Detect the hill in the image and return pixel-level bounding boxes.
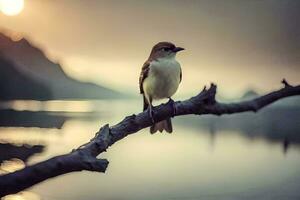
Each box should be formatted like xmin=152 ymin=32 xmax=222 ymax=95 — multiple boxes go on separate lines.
xmin=0 ymin=54 xmax=51 ymax=100
xmin=0 ymin=32 xmax=120 ymax=100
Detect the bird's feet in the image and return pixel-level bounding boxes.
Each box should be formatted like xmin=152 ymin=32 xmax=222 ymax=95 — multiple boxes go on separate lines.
xmin=148 ymin=107 xmax=155 ymax=123
xmin=168 ymin=98 xmax=177 ymax=117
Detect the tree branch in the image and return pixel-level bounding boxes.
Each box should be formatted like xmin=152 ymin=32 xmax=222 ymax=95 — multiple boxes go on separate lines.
xmin=1 ymin=79 xmax=299 ymax=197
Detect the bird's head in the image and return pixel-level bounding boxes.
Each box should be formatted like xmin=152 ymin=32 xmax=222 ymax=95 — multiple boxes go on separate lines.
xmin=149 ymin=42 xmax=184 ymax=59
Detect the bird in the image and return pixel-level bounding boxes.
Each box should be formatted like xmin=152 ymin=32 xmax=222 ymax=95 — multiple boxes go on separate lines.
xmin=139 ymin=42 xmax=184 ymax=134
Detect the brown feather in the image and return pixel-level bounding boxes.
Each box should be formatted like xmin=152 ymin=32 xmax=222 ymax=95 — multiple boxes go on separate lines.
xmin=139 ymin=61 xmax=150 ymax=94
xmin=150 ymin=118 xmax=173 ymax=134
xmin=180 ymin=68 xmax=182 ymax=83
xmin=139 ymin=42 xmax=177 ymax=94
xmin=140 ymin=42 xmax=179 ymax=134
xmin=149 ymin=42 xmax=176 ymax=58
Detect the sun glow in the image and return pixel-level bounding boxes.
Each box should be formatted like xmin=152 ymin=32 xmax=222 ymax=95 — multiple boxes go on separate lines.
xmin=0 ymin=0 xmax=24 ymax=16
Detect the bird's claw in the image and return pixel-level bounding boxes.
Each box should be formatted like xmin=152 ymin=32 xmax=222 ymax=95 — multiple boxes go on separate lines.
xmin=168 ymin=98 xmax=177 ymax=117
xmin=148 ymin=108 xmax=155 ymax=123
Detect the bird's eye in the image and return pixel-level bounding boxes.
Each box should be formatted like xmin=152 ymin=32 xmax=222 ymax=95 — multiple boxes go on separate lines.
xmin=163 ymin=48 xmax=170 ymax=51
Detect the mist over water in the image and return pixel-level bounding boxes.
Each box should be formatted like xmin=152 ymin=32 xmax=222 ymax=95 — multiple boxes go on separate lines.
xmin=1 ymin=99 xmax=300 ymax=200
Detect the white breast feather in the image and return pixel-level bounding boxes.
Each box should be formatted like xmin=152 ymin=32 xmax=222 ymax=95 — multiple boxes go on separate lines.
xmin=143 ymin=57 xmax=181 ymax=100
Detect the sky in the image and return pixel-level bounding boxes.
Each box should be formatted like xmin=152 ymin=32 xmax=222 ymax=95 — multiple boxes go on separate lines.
xmin=0 ymin=0 xmax=299 ymax=97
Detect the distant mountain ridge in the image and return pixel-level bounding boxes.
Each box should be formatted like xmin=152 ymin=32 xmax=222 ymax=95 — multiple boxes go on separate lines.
xmin=0 ymin=31 xmax=120 ymax=100
xmin=0 ymin=54 xmax=51 ymax=100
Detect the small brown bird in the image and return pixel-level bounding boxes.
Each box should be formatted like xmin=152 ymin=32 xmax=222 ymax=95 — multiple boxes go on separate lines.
xmin=139 ymin=42 xmax=184 ymax=134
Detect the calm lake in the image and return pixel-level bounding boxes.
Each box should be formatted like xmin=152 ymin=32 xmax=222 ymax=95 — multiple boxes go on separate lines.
xmin=1 ymin=99 xmax=300 ymax=200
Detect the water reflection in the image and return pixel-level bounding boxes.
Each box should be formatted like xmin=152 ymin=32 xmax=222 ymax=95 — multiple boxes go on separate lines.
xmin=175 ymin=106 xmax=300 ymax=153
xmin=0 ymin=109 xmax=67 ymax=129
xmin=0 ymin=158 xmax=25 ymax=175
xmin=0 ymin=143 xmax=44 ymax=165
xmin=2 ymin=191 xmax=40 ymax=200
xmin=0 ymin=100 xmax=299 ymax=200
xmin=0 ymin=109 xmax=101 ymax=129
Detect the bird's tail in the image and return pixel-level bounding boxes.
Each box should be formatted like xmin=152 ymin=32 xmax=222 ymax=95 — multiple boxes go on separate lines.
xmin=143 ymin=95 xmax=172 ymax=134
xmin=150 ymin=118 xmax=173 ymax=134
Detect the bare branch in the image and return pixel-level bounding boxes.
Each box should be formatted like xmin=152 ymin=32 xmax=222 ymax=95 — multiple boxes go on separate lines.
xmin=1 ymin=80 xmax=299 ymax=197
xmin=282 ymin=78 xmax=292 ymax=88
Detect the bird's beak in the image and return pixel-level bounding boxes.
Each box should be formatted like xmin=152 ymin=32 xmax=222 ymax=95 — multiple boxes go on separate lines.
xmin=173 ymin=47 xmax=185 ymax=52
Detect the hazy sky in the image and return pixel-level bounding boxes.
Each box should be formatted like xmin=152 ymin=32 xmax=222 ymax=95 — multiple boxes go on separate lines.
xmin=0 ymin=0 xmax=299 ymax=97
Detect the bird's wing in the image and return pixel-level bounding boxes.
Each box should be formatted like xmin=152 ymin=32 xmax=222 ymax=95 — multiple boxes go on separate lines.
xmin=139 ymin=61 xmax=150 ymax=94
xmin=180 ymin=68 xmax=182 ymax=83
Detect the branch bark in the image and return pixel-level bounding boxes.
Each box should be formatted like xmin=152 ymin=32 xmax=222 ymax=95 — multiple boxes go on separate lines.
xmin=1 ymin=79 xmax=299 ymax=197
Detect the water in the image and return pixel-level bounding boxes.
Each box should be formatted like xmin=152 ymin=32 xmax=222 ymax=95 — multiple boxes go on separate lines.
xmin=1 ymin=99 xmax=300 ymax=200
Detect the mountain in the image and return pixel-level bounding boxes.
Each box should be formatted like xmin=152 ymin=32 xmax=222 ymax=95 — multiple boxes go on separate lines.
xmin=0 ymin=54 xmax=52 ymax=100
xmin=0 ymin=32 xmax=120 ymax=100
